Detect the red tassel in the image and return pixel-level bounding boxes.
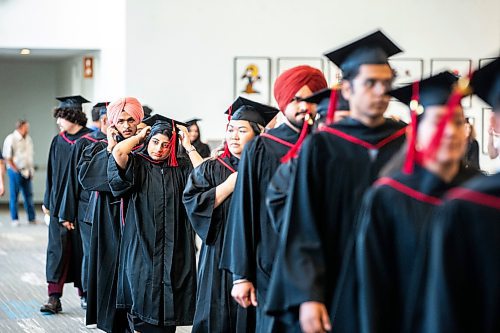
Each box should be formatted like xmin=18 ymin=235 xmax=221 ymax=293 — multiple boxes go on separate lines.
xmin=281 ymin=111 xmax=312 ymax=163
xmin=326 ymin=88 xmax=339 ymax=125
xmin=169 ymin=119 xmax=178 ymax=167
xmin=402 ymin=81 xmax=420 ymax=174
xmin=221 ymin=105 xmax=233 ymax=158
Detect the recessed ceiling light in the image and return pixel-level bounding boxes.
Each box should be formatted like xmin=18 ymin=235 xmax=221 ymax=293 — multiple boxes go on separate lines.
xmin=20 ymin=48 xmax=31 ymax=55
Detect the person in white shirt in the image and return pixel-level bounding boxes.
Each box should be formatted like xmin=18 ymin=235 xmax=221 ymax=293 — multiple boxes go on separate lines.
xmin=2 ymin=120 xmax=36 ymax=226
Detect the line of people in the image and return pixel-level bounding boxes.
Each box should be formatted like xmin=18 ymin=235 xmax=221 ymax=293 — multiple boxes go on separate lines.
xmin=38 ymin=29 xmax=499 ymax=333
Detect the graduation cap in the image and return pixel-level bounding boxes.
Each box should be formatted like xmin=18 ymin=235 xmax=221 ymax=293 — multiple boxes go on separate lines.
xmin=389 ymin=72 xmax=463 ymax=174
xmin=92 ymin=102 xmax=110 ymax=119
xmin=471 ymin=57 xmax=500 ymax=110
xmin=142 ymin=114 xmax=188 ymax=167
xmin=301 ymin=88 xmax=332 ymax=104
xmin=300 ymin=87 xmax=350 ymax=119
xmin=142 ymin=105 xmax=154 ymax=117
xmin=185 ymin=118 xmax=202 ymax=127
xmin=324 ymin=30 xmax=403 ymax=74
xmin=389 ymin=71 xmax=459 ymax=108
xmin=225 ymin=97 xmax=279 ymax=127
xmin=142 ymin=114 xmax=188 ymax=128
xmin=55 ymin=95 xmax=90 ymax=109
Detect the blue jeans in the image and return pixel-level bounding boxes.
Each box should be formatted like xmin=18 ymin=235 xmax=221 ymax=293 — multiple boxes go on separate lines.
xmin=7 ymin=168 xmax=36 ymax=221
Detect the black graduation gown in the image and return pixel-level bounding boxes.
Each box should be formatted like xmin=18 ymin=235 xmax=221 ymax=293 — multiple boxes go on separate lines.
xmin=355 ymin=164 xmax=478 ymax=333
xmin=219 ymin=123 xmax=299 ymax=331
xmin=418 ymin=173 xmax=500 ymax=333
xmin=44 ymin=127 xmax=92 ymax=285
xmin=183 ymin=155 xmax=255 ymax=333
xmin=79 ymin=140 xmax=129 ymax=332
xmin=265 ymin=159 xmax=297 ymax=235
xmin=180 ymin=140 xmax=211 ymax=159
xmin=58 ymin=130 xmax=107 ymax=294
xmin=265 ymin=118 xmax=406 ymax=332
xmin=108 ymin=152 xmax=196 ymax=327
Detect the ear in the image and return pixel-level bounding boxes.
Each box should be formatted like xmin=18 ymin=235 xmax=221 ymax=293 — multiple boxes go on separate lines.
xmin=341 ymin=80 xmax=352 ymax=101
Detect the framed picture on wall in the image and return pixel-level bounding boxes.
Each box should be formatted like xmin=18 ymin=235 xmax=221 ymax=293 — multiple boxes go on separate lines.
xmin=326 ymin=60 xmax=342 ymax=86
xmin=430 ymin=58 xmax=472 ymax=107
xmin=277 ymin=57 xmax=326 ymax=77
xmin=479 ymin=57 xmax=499 ymax=69
xmin=389 ymin=58 xmax=424 ymax=87
xmin=234 ymin=57 xmax=272 ymax=104
xmin=481 ymin=108 xmax=493 ymax=155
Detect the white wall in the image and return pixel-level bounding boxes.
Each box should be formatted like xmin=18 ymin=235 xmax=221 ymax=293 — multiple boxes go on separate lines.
xmin=0 ymin=0 xmax=127 ymax=100
xmin=125 ymin=0 xmax=500 ymax=172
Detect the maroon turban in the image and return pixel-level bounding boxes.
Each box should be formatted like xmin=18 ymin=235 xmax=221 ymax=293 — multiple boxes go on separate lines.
xmin=107 ymin=97 xmax=145 ymax=126
xmin=274 ymin=65 xmax=327 ymax=112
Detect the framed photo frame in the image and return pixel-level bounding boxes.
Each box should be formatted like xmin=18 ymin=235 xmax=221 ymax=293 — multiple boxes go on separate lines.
xmin=389 ymin=58 xmax=424 ymax=87
xmin=326 ymin=60 xmax=342 ymax=86
xmin=277 ymin=57 xmax=326 ymax=77
xmin=430 ymin=58 xmax=472 ymax=107
xmin=479 ymin=57 xmax=499 ymax=69
xmin=481 ymin=108 xmax=493 ymax=155
xmin=233 ymin=57 xmax=272 ymax=104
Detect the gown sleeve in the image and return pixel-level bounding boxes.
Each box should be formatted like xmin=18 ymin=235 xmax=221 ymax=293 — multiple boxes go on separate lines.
xmin=183 ymin=160 xmax=224 ymax=245
xmin=57 ymin=141 xmax=83 ymax=222
xmin=107 ymin=153 xmax=136 ymax=197
xmin=356 ymin=186 xmax=396 ymax=333
xmin=219 ymin=138 xmax=260 ymax=280
xmin=79 ymin=144 xmax=112 ymax=192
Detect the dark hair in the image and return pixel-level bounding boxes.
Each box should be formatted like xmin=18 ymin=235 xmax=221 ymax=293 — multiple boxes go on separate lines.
xmin=248 ymin=121 xmax=263 ymax=136
xmin=188 ymin=123 xmax=201 ymax=143
xmin=91 ymin=107 xmax=100 ymax=122
xmin=142 ymin=121 xmax=174 ymax=153
xmin=16 ymin=119 xmax=28 ymax=129
xmin=53 ymin=107 xmax=87 ymax=126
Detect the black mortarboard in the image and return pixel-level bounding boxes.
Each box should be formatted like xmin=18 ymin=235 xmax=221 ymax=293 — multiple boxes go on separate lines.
xmin=389 ymin=71 xmax=459 ymax=108
xmin=92 ymin=102 xmax=110 ymax=119
xmin=324 ymin=30 xmax=403 ymax=74
xmin=225 ymin=97 xmax=279 ymax=126
xmin=142 ymin=105 xmax=154 ymax=117
xmin=142 ymin=114 xmax=188 ymax=128
xmin=471 ymin=57 xmax=500 ymax=110
xmin=301 ymin=88 xmax=332 ymax=104
xmin=56 ymin=95 xmax=90 ymax=109
xmin=301 ymin=88 xmax=350 ymax=118
xmin=185 ymin=118 xmax=202 ymax=127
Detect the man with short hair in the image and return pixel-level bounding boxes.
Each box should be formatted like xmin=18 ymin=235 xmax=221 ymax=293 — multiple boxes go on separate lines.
xmin=220 ymin=65 xmax=327 ymax=332
xmin=266 ymin=30 xmax=407 ymax=333
xmin=3 ymin=119 xmax=36 ymax=226
xmin=40 ymin=95 xmax=92 ymax=314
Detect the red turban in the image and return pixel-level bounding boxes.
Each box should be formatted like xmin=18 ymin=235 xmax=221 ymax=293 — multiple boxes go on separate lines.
xmin=274 ymin=65 xmax=327 ymax=112
xmin=107 ymin=97 xmax=145 ymax=126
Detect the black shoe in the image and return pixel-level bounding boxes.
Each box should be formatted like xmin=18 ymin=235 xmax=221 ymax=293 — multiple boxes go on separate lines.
xmin=40 ymin=296 xmax=62 ymax=314
xmin=80 ymin=296 xmax=87 ymax=310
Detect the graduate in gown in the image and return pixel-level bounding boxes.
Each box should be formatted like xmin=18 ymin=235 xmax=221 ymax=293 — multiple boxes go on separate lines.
xmin=40 ymin=95 xmax=92 ymax=314
xmin=183 ymin=97 xmax=279 ymax=333
xmin=108 ymin=113 xmax=202 ymax=333
xmin=79 ymin=98 xmax=145 ymax=332
xmin=57 ymin=102 xmax=110 ymax=310
xmin=419 ymin=57 xmax=500 ymax=333
xmin=265 ymin=31 xmax=407 ymax=333
xmin=219 ymin=65 xmax=327 ymax=332
xmin=266 ymin=88 xmax=351 ymax=234
xmin=355 ymin=72 xmax=479 ymax=333
xmin=182 ymin=118 xmax=211 ymax=158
